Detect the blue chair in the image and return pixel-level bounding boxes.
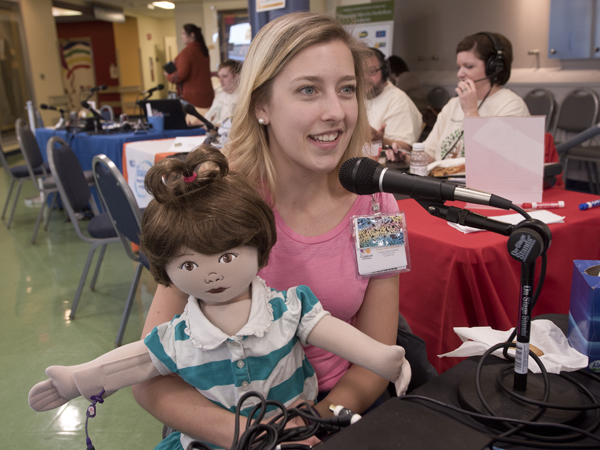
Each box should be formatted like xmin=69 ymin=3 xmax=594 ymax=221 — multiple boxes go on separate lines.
xmin=47 ymin=137 xmax=120 ymax=319
xmin=15 ymin=118 xmax=59 ymax=243
xmin=92 ymin=154 xmax=150 ymax=347
xmin=0 ymin=140 xmax=47 ymax=229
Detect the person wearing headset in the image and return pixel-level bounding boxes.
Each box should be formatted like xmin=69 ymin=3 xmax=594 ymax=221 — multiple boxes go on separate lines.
xmin=385 ymin=32 xmax=529 ymax=163
xmin=366 ymin=48 xmax=423 ymax=153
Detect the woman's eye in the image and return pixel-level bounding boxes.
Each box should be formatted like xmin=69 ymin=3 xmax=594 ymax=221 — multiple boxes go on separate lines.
xmin=181 ymin=261 xmax=198 ymax=271
xmin=219 ymin=253 xmax=238 ymax=263
xmin=300 ymin=86 xmax=315 ymax=95
xmin=340 ymin=85 xmax=356 ymax=95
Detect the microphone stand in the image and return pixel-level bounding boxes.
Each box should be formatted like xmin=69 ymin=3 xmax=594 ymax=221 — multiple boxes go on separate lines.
xmin=415 ymin=200 xmax=587 ymax=428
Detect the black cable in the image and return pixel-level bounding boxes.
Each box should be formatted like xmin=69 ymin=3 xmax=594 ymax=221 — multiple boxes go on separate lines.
xmin=229 ymin=392 xmax=356 ymax=450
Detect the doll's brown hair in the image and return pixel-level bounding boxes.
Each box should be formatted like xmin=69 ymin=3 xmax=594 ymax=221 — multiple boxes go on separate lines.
xmin=139 ymin=145 xmax=277 ymax=287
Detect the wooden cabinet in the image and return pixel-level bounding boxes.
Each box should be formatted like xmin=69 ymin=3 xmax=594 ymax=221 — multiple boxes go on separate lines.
xmin=548 ymin=0 xmax=600 ymax=59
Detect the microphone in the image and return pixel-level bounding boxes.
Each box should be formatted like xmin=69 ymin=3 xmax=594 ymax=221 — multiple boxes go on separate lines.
xmin=142 ymin=84 xmax=164 ymax=95
xmin=40 ymin=104 xmax=65 ymax=114
xmin=182 ymin=102 xmax=215 ymax=131
xmin=80 ymin=100 xmax=105 ymax=122
xmin=472 ymin=68 xmax=504 ymax=83
xmin=89 ymin=84 xmax=107 ymax=92
xmin=338 ymin=157 xmax=513 ymax=210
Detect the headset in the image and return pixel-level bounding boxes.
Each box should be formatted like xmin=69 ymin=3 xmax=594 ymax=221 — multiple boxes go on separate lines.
xmin=372 ymin=48 xmax=390 ymax=81
xmin=476 ymin=32 xmax=505 ymax=84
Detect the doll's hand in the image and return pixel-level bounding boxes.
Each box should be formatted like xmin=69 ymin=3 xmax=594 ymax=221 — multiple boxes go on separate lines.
xmin=394 ymin=352 xmax=412 ymax=396
xmin=28 ymin=366 xmax=81 ymax=411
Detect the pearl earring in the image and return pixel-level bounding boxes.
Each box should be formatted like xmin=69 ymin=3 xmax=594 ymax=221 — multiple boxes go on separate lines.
xmin=258 ymin=118 xmax=265 ymax=125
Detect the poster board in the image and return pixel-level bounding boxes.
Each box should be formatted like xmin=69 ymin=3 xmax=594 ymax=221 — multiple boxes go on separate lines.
xmin=464 ymin=116 xmax=545 ymax=205
xmin=336 ymin=1 xmax=394 ymax=57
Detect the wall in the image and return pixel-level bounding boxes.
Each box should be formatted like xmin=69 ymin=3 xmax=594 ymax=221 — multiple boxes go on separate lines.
xmin=16 ymin=0 xmax=64 ymax=124
xmin=131 ymin=13 xmax=176 ymax=98
xmin=56 ymin=21 xmax=121 ymax=113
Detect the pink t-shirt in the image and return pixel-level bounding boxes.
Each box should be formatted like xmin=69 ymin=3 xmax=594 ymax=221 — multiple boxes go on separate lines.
xmin=258 ymin=193 xmax=399 ymax=392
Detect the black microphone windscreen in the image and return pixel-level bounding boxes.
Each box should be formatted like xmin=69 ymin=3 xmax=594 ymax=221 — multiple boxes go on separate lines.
xmin=99 ymin=84 xmax=107 ymax=90
xmin=157 ymin=84 xmax=164 ymax=90
xmin=183 ymin=103 xmax=196 ymax=114
xmin=339 ymin=157 xmax=380 ymax=195
xmin=40 ymin=104 xmax=49 ymax=110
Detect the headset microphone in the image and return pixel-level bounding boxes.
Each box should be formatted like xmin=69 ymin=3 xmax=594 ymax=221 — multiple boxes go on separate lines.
xmin=472 ymin=68 xmax=504 ymax=83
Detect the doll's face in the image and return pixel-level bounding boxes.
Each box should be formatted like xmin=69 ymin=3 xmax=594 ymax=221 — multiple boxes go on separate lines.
xmin=165 ymin=245 xmax=259 ymax=304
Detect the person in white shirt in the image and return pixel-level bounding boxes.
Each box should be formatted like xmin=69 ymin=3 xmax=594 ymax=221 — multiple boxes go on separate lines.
xmin=366 ymin=48 xmax=423 ymax=152
xmin=385 ymin=32 xmax=530 ymax=164
xmin=187 ymin=59 xmax=241 ymax=128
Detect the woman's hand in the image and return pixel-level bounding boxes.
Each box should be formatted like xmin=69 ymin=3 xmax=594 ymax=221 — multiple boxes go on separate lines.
xmin=455 ymin=79 xmax=479 ymax=117
xmin=384 ymin=142 xmax=410 ymax=163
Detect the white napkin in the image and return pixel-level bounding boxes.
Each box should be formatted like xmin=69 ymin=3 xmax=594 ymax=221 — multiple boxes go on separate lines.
xmin=448 ymin=210 xmax=565 ymax=234
xmin=438 ymin=320 xmax=588 ymax=374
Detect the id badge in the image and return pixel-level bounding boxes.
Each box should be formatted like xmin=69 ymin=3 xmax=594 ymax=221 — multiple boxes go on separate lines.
xmin=352 ymin=213 xmax=411 ymax=277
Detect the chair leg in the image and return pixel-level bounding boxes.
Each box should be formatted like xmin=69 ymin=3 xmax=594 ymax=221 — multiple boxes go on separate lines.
xmin=115 ymin=262 xmax=143 ymax=347
xmin=70 ymin=243 xmax=104 ymax=320
xmin=6 ymin=181 xmax=24 ymax=229
xmin=89 ymin=243 xmax=108 ymax=291
xmin=584 ymin=162 xmax=596 ymax=194
xmin=44 ymin=193 xmax=58 ymax=231
xmin=2 ymin=179 xmax=16 ymax=221
xmin=31 ymin=197 xmax=47 ymax=244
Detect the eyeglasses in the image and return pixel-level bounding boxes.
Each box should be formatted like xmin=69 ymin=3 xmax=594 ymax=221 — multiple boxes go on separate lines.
xmin=367 ymin=67 xmax=383 ymax=76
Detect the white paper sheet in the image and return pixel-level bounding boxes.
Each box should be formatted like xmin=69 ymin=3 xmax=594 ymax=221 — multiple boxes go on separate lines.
xmin=448 ymin=209 xmax=565 ymax=234
xmin=464 ymin=116 xmax=545 ymax=205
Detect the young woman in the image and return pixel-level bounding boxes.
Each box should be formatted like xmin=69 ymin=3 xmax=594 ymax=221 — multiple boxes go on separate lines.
xmin=134 ymin=13 xmax=404 ymax=449
xmin=165 ymin=24 xmax=214 ymax=109
xmin=386 ymin=32 xmax=530 ymax=164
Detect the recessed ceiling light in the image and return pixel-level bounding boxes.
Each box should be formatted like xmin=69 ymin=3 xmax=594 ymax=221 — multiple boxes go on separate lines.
xmin=152 ymin=1 xmax=175 ymax=9
xmin=52 ymin=7 xmax=83 ymax=17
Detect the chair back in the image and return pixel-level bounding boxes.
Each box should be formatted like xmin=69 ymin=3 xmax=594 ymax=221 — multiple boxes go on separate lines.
xmin=427 ymin=86 xmax=451 ymax=112
xmin=99 ymin=105 xmax=114 ymax=121
xmin=523 ymin=89 xmax=555 ymax=132
xmin=48 ymin=137 xmax=91 ymax=212
xmin=15 ymin=118 xmax=46 ymax=173
xmin=553 ymin=88 xmax=599 ymax=136
xmin=92 ymin=154 xmax=144 ymax=258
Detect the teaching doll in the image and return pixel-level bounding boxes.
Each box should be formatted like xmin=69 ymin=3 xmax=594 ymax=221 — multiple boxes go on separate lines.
xmin=28 ymin=146 xmax=411 ymax=449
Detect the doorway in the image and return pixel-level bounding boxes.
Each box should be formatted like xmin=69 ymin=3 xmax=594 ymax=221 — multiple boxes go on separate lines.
xmin=0 ymin=1 xmax=32 ymax=152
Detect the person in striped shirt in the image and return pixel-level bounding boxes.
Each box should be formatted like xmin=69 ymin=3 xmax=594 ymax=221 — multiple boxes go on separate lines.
xmin=28 ymin=147 xmax=411 ymax=450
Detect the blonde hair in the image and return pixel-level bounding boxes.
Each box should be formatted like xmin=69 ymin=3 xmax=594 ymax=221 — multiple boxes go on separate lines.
xmin=224 ymin=12 xmax=371 ymax=201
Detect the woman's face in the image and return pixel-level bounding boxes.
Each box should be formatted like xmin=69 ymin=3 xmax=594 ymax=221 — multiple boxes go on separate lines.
xmin=218 ymin=67 xmax=237 ymax=94
xmin=456 ymin=49 xmax=489 ymax=88
xmin=181 ymin=29 xmax=193 ymax=45
xmin=257 ymin=40 xmax=358 ymax=179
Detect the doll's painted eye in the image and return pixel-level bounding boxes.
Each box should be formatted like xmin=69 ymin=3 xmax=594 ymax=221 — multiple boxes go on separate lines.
xmin=181 ymin=261 xmax=198 ymax=271
xmin=218 ymin=253 xmax=237 ymax=264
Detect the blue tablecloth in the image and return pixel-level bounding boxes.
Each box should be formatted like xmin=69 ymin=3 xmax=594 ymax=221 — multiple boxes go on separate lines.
xmin=36 ymin=127 xmax=206 ymax=172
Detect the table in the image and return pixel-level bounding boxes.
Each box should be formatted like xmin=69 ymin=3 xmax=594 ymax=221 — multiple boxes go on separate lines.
xmin=35 ymin=127 xmax=206 ymax=172
xmin=398 ymin=188 xmax=600 ymax=374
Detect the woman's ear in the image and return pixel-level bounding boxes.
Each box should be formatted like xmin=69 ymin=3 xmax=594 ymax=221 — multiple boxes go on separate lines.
xmin=254 ymin=103 xmax=270 ymax=126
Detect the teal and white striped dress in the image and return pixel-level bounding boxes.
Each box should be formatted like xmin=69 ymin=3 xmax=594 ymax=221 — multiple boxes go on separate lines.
xmin=144 ymin=276 xmax=329 ymax=450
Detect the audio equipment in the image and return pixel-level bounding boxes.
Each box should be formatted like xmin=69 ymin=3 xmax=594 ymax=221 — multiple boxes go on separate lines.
xmin=88 ymin=84 xmax=107 ymax=92
xmin=477 ymin=32 xmax=505 ymax=83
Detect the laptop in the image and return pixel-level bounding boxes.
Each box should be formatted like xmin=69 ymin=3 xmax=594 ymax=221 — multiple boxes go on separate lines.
xmin=141 ymin=99 xmax=201 ymax=130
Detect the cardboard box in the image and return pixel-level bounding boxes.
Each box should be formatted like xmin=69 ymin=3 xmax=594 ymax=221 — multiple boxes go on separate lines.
xmin=567 ymin=260 xmax=600 ymax=372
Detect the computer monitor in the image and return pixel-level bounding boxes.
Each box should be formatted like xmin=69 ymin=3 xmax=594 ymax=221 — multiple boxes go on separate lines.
xmin=141 ymin=99 xmax=199 ymax=130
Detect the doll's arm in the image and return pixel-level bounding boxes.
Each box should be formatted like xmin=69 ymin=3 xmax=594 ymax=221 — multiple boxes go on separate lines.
xmin=28 ymin=340 xmax=160 ymax=412
xmin=306 ymin=315 xmax=411 ymax=396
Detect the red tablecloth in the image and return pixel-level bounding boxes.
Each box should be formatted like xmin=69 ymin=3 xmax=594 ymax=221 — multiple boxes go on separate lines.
xmin=397 ymin=188 xmax=600 ymax=374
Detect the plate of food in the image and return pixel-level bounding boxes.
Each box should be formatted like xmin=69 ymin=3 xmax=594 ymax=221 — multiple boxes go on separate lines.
xmin=427 ymin=157 xmax=465 ymax=178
